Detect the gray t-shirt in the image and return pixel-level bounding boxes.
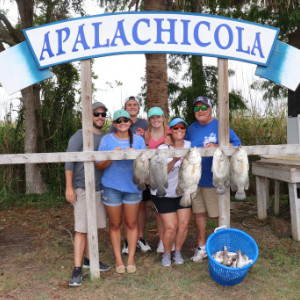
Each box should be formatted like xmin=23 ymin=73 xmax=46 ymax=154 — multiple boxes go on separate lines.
xmin=65 ymin=129 xmax=105 ymax=191
xmin=109 ymin=118 xmax=148 ymax=138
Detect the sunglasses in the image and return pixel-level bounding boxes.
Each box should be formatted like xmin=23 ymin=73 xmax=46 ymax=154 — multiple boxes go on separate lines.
xmin=172 ymin=124 xmax=186 ymax=130
xmin=115 ymin=117 xmax=130 ymax=124
xmin=194 ymin=105 xmax=208 ymax=112
xmin=93 ymin=112 xmax=107 ymax=118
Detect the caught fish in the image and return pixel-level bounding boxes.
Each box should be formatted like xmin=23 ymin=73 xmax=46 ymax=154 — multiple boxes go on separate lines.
xmin=176 ymin=147 xmax=202 ymax=207
xmin=236 ymin=250 xmax=253 ymax=268
xmin=133 ymin=151 xmax=150 ymax=190
xmin=222 ymin=246 xmax=238 ymax=266
xmin=212 ymin=148 xmax=230 ymax=195
xmin=230 ymin=146 xmax=249 ymax=200
xmin=213 ymin=251 xmax=224 ymax=264
xmin=149 ymin=150 xmax=168 ymax=197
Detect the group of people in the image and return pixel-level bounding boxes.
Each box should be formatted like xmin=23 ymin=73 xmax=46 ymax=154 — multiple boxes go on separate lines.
xmin=65 ymin=95 xmax=241 ymax=286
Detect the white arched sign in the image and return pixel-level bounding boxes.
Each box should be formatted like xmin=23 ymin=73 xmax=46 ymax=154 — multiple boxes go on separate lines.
xmin=0 ymin=12 xmax=299 ymax=94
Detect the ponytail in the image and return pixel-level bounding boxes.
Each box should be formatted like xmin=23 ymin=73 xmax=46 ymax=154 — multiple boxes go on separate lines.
xmin=129 ymin=128 xmax=133 ymax=148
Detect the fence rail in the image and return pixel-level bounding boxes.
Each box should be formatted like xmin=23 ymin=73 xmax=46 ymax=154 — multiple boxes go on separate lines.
xmin=0 ymin=144 xmax=299 ymax=165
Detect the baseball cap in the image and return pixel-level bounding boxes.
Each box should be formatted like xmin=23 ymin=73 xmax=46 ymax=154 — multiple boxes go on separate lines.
xmin=193 ymin=96 xmax=212 ymax=107
xmin=92 ymin=101 xmax=108 ymax=111
xmin=124 ymin=96 xmax=139 ymax=105
xmin=148 ymin=107 xmax=164 ymax=118
xmin=113 ymin=109 xmax=131 ymax=121
xmin=169 ymin=117 xmax=188 ymax=128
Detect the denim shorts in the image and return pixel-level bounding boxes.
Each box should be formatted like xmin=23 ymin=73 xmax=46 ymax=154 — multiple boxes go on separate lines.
xmin=101 ymin=186 xmax=142 ymax=207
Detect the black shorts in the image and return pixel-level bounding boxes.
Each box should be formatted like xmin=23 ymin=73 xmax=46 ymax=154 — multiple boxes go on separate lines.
xmin=152 ymin=195 xmax=192 ymax=214
xmin=142 ymin=187 xmax=151 ymax=202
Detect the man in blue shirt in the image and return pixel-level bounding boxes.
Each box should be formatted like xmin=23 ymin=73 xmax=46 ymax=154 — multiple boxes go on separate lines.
xmin=186 ymin=96 xmax=241 ymax=262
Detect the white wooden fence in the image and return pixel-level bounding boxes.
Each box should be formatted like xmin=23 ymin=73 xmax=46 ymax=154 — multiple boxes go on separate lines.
xmin=1 ymin=59 xmax=299 ymax=279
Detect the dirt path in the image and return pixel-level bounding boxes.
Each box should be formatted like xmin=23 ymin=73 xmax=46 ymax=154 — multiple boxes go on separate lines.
xmin=0 ymin=202 xmax=299 ymax=300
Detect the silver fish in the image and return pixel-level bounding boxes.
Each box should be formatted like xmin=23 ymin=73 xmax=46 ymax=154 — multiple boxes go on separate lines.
xmin=149 ymin=150 xmax=168 ymax=197
xmin=176 ymin=147 xmax=202 ymax=207
xmin=133 ymin=151 xmax=150 ymax=190
xmin=230 ymin=146 xmax=249 ymax=200
xmin=223 ymin=246 xmax=238 ymax=266
xmin=236 ymin=250 xmax=253 ymax=268
xmin=212 ymin=148 xmax=230 ymax=195
xmin=213 ymin=251 xmax=224 ymax=264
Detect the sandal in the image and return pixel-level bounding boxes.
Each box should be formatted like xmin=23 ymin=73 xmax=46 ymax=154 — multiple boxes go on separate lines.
xmin=116 ymin=265 xmax=126 ymax=274
xmin=126 ymin=264 xmax=136 ymax=274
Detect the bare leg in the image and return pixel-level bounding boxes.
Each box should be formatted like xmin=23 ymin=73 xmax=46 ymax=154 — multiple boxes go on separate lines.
xmin=160 ymin=212 xmax=178 ymax=253
xmin=194 ymin=212 xmax=207 ymax=247
xmin=124 ymin=203 xmax=140 ymax=266
xmin=175 ymin=208 xmax=191 ymax=251
xmin=105 ymin=205 xmax=124 ymax=267
xmin=74 ymin=232 xmax=87 ymax=267
xmin=138 ymin=201 xmax=146 ymax=238
xmin=156 ymin=212 xmax=165 ymax=241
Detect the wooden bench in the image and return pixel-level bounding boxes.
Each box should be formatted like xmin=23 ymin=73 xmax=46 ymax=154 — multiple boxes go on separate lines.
xmin=252 ymin=157 xmax=300 ymax=241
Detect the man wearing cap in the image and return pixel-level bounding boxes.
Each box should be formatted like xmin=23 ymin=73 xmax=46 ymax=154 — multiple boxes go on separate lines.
xmin=186 ymin=96 xmax=241 ymax=263
xmin=65 ymin=102 xmax=110 ymax=286
xmin=109 ymin=96 xmax=151 ymax=254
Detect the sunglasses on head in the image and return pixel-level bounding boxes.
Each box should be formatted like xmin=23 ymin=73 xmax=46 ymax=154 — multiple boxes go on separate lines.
xmin=194 ymin=105 xmax=208 ymax=112
xmin=172 ymin=124 xmax=186 ymax=130
xmin=93 ymin=112 xmax=107 ymax=118
xmin=115 ymin=117 xmax=130 ymax=124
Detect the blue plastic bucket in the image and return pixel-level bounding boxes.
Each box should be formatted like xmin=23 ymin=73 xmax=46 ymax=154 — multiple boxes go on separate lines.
xmin=206 ymin=227 xmax=259 ymax=286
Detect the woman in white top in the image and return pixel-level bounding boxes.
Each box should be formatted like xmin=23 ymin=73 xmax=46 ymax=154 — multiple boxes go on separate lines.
xmin=151 ymin=117 xmax=192 ymax=267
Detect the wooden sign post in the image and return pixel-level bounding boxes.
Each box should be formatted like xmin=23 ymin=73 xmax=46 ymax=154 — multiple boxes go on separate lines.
xmin=218 ymin=58 xmax=230 ymax=228
xmin=81 ymin=59 xmax=100 ymax=279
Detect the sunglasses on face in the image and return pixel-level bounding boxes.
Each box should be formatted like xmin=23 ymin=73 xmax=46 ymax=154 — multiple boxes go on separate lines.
xmin=93 ymin=112 xmax=107 ymax=118
xmin=194 ymin=105 xmax=208 ymax=112
xmin=115 ymin=117 xmax=130 ymax=124
xmin=172 ymin=124 xmax=186 ymax=130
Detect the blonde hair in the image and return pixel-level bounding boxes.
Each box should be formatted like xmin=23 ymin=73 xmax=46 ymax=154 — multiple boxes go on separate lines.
xmin=146 ymin=116 xmax=167 ymax=146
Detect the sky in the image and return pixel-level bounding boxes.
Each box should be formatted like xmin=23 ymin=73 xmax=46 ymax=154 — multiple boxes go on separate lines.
xmin=0 ymin=0 xmax=283 ymax=121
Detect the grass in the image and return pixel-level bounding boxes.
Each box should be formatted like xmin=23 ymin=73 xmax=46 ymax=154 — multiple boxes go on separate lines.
xmin=0 ymin=199 xmax=299 ymax=300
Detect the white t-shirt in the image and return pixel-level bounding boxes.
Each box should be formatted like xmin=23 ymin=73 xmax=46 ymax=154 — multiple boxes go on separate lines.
xmin=150 ymin=140 xmax=191 ymax=198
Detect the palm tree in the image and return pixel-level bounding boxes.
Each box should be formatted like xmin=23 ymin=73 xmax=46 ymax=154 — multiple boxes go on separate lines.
xmin=143 ymin=0 xmax=169 ymax=115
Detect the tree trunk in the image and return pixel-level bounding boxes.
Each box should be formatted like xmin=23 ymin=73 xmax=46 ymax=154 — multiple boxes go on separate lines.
xmin=22 ymin=85 xmax=47 ymax=194
xmin=16 ymin=0 xmax=47 ymax=194
xmin=144 ymin=0 xmax=169 ymax=117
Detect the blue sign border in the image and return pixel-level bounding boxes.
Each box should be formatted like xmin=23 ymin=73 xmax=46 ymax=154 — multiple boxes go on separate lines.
xmin=23 ymin=11 xmax=280 ymax=69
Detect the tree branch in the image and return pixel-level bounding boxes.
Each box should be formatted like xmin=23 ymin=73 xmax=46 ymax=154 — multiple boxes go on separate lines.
xmin=0 ymin=13 xmax=21 ymax=44
xmin=0 ymin=21 xmax=17 ymax=46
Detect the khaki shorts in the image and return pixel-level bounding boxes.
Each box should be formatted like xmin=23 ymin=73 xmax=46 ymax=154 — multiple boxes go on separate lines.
xmin=192 ymin=187 xmax=219 ymax=218
xmin=74 ymin=188 xmax=106 ymax=233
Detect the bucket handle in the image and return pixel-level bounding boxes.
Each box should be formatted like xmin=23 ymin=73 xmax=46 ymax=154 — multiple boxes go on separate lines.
xmin=214 ymin=225 xmax=227 ymax=233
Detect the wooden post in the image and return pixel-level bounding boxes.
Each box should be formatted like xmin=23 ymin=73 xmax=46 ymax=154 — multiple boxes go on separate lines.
xmin=256 ymin=176 xmax=268 ymax=219
xmin=217 ymin=58 xmax=230 ymax=228
xmin=288 ymin=183 xmax=300 ymax=241
xmin=81 ymin=60 xmax=100 ymax=279
xmin=274 ymin=180 xmax=280 ymax=216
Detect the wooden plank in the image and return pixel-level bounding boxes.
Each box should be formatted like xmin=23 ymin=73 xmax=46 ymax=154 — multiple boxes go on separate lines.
xmin=218 ymin=58 xmax=229 ymax=147
xmin=81 ymin=60 xmax=100 ymax=279
xmin=218 ymin=188 xmax=230 ymax=227
xmin=274 ymin=180 xmax=280 ymax=216
xmin=259 ymin=159 xmax=300 ymax=168
xmin=0 ymin=144 xmax=299 ymax=165
xmin=266 ymin=178 xmax=270 ymax=209
xmin=218 ymin=58 xmax=230 ymax=228
xmin=261 ymin=156 xmax=300 ymax=162
xmin=288 ymin=183 xmax=300 ymax=241
xmin=252 ymin=163 xmax=300 ymax=183
xmin=256 ymin=176 xmax=268 ymax=219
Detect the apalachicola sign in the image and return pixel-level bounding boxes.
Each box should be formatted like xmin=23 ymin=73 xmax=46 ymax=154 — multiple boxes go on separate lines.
xmin=0 ymin=12 xmax=299 ymax=94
